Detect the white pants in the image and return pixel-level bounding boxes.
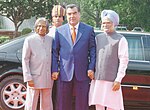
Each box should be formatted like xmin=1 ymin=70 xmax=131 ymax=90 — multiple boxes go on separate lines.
xmin=24 ymin=87 xmax=53 ymax=110
xmin=96 ymin=104 xmax=121 ymax=110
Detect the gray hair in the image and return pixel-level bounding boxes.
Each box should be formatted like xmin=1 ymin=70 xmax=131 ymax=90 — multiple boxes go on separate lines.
xmin=34 ymin=17 xmax=49 ymax=34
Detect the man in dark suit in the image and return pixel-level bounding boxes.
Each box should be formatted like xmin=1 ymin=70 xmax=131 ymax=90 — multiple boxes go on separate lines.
xmin=52 ymin=4 xmax=96 ymax=110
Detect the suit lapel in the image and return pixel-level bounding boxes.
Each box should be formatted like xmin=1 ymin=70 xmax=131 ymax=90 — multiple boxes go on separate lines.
xmin=63 ymin=24 xmax=73 ymax=46
xmin=74 ymin=23 xmax=85 ymax=45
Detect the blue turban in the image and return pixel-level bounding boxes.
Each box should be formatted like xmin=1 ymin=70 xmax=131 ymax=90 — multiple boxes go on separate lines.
xmin=101 ymin=10 xmax=119 ymax=26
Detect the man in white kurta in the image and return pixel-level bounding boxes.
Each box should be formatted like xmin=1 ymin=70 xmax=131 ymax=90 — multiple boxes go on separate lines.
xmin=22 ymin=18 xmax=53 ymax=110
xmin=89 ymin=10 xmax=129 ymax=110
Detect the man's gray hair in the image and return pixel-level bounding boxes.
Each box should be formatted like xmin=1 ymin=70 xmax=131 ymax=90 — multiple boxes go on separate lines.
xmin=34 ymin=17 xmax=49 ymax=34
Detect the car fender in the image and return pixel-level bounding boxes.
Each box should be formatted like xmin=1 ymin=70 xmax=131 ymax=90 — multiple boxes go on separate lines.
xmin=0 ymin=67 xmax=23 ymax=81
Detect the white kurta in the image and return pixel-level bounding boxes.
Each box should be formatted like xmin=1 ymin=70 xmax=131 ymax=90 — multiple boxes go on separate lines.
xmin=22 ymin=33 xmax=53 ymax=89
xmin=89 ymin=36 xmax=129 ymax=110
xmin=22 ymin=33 xmax=54 ymax=110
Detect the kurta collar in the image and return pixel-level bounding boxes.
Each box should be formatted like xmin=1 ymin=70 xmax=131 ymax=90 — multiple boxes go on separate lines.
xmin=35 ymin=33 xmax=46 ymax=42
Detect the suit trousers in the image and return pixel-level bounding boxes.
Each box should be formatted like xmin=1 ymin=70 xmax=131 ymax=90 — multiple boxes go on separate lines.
xmin=55 ymin=76 xmax=90 ymax=110
xmin=24 ymin=86 xmax=53 ymax=110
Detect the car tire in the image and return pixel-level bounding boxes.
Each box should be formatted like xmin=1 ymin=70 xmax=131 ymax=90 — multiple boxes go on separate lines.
xmin=0 ymin=75 xmax=26 ymax=110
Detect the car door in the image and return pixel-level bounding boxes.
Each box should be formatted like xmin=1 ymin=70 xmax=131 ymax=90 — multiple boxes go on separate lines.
xmin=121 ymin=33 xmax=150 ymax=109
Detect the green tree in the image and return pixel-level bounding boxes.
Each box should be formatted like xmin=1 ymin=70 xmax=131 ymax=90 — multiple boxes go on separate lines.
xmin=79 ymin=0 xmax=101 ymax=28
xmin=108 ymin=0 xmax=150 ymax=31
xmin=32 ymin=0 xmax=57 ymax=19
xmin=0 ymin=0 xmax=33 ymax=38
xmin=0 ymin=0 xmax=56 ymax=38
xmin=57 ymin=0 xmax=150 ymax=31
xmin=79 ymin=0 xmax=120 ymax=28
xmin=0 ymin=18 xmax=2 ymax=29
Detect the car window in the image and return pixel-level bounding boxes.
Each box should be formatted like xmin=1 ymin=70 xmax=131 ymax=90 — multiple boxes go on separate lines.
xmin=142 ymin=35 xmax=150 ymax=61
xmin=126 ymin=37 xmax=144 ymax=60
xmin=124 ymin=34 xmax=150 ymax=61
xmin=122 ymin=33 xmax=145 ymax=61
xmin=95 ymin=31 xmax=150 ymax=61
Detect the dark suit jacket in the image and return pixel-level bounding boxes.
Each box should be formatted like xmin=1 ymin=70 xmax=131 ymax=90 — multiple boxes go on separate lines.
xmin=52 ymin=22 xmax=96 ymax=81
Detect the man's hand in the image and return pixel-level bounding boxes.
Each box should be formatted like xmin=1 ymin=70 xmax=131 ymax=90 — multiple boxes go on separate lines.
xmin=52 ymin=72 xmax=59 ymax=80
xmin=112 ymin=81 xmax=121 ymax=91
xmin=28 ymin=80 xmax=34 ymax=87
xmin=87 ymin=70 xmax=94 ymax=80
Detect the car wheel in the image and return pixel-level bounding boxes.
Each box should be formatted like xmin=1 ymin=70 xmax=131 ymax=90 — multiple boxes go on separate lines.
xmin=0 ymin=75 xmax=26 ymax=110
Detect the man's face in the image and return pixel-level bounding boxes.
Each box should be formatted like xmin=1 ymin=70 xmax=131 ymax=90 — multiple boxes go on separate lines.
xmin=101 ymin=17 xmax=115 ymax=33
xmin=52 ymin=15 xmax=64 ymax=27
xmin=66 ymin=7 xmax=80 ymax=26
xmin=35 ymin=21 xmax=47 ymax=36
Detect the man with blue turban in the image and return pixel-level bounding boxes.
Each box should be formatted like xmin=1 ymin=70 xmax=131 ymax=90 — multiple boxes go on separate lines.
xmin=89 ymin=10 xmax=129 ymax=110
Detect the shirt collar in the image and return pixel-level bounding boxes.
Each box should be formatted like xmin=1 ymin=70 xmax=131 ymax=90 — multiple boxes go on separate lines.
xmin=69 ymin=22 xmax=79 ymax=30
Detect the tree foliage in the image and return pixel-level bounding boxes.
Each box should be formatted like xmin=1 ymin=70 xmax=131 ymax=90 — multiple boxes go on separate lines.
xmin=0 ymin=0 xmax=56 ymax=38
xmin=0 ymin=0 xmax=33 ymax=37
xmin=57 ymin=0 xmax=150 ymax=31
xmin=32 ymin=0 xmax=56 ymax=19
xmin=111 ymin=0 xmax=150 ymax=31
xmin=1 ymin=0 xmax=150 ymax=35
xmin=79 ymin=0 xmax=102 ymax=28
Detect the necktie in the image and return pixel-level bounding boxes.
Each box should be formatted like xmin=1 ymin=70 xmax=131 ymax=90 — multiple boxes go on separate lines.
xmin=72 ymin=27 xmax=76 ymax=44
